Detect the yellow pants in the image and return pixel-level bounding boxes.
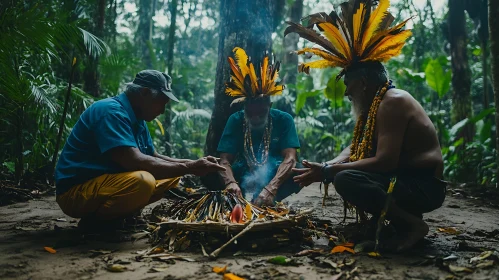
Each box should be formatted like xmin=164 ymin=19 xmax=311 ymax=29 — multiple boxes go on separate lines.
xmin=56 ymin=171 xmax=180 ymax=220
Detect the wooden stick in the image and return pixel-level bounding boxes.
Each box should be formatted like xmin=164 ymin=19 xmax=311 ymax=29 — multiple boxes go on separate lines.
xmin=209 ymin=220 xmax=258 ymax=259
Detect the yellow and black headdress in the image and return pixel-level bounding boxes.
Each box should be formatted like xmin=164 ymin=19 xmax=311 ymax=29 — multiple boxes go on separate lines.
xmin=225 ymin=47 xmax=285 ymax=106
xmin=284 ymin=0 xmax=412 ymax=79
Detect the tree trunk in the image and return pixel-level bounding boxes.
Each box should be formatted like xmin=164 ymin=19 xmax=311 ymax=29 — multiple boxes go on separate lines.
xmin=164 ymin=0 xmax=178 ymax=156
xmin=276 ymin=0 xmax=303 ymax=116
xmin=137 ymin=0 xmax=156 ymax=68
xmin=204 ymin=0 xmax=274 ymax=156
xmin=489 ymin=0 xmax=499 ymax=182
xmin=83 ymin=0 xmax=105 ymax=97
xmin=449 ymin=0 xmax=473 ymax=143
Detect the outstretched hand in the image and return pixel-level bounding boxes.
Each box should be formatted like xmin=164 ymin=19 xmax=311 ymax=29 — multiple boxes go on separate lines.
xmin=292 ymin=160 xmax=324 ymax=187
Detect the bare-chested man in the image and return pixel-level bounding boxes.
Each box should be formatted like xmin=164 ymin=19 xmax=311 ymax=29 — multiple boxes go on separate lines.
xmin=293 ymin=62 xmax=446 ymax=252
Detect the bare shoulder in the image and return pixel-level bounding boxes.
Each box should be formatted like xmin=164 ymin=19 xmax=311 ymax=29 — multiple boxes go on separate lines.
xmin=378 ymin=88 xmax=413 ymax=116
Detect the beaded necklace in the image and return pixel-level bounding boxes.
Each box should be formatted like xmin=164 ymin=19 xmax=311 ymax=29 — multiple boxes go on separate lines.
xmin=350 ymin=80 xmax=394 ymax=162
xmin=243 ymin=116 xmax=272 ymax=168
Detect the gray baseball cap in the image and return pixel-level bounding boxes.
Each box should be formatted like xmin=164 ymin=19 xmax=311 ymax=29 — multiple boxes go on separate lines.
xmin=130 ymin=70 xmax=179 ymax=102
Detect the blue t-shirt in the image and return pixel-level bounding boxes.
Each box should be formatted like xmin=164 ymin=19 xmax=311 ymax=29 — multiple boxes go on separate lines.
xmin=55 ymin=93 xmax=154 ymax=195
xmin=217 ymin=109 xmax=300 ymax=166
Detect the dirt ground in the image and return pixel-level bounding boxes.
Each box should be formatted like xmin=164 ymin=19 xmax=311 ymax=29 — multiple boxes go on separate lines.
xmin=1 ymin=184 xmax=498 ymax=280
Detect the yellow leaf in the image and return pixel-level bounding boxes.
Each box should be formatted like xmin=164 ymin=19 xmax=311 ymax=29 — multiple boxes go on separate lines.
xmin=331 ymin=245 xmax=355 ymax=254
xmin=151 ymin=247 xmax=164 ymax=254
xmin=213 ymin=265 xmax=227 ymax=274
xmin=437 ymin=227 xmax=460 ymax=235
xmin=185 ymin=188 xmax=196 ymax=194
xmin=72 ymin=57 xmax=77 ymax=66
xmin=245 ymin=203 xmax=253 ymax=221
xmin=154 ymin=118 xmax=165 ymax=135
xmin=44 ymin=247 xmax=56 ymax=254
xmin=368 ymin=252 xmax=381 ymax=257
xmin=339 ymin=242 xmax=354 ymax=248
xmin=223 ymin=273 xmax=245 ymax=280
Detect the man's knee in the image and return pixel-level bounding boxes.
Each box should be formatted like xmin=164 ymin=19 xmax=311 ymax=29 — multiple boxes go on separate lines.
xmin=333 ymin=170 xmax=358 ymax=197
xmin=126 ymin=171 xmax=156 ymax=199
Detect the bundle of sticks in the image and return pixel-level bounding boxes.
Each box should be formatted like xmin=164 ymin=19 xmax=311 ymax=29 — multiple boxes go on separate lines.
xmin=161 ymin=190 xmax=290 ymax=224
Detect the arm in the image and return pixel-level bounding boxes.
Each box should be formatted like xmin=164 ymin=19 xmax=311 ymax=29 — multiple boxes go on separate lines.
xmin=153 ymin=151 xmax=193 ymax=164
xmin=265 ymin=148 xmax=297 ymax=194
xmin=218 ymin=152 xmax=242 ymax=196
xmin=326 ymin=96 xmax=409 ymax=177
xmin=326 ymin=146 xmax=351 ymax=165
xmin=219 ymin=153 xmax=237 ymax=185
xmin=109 ymin=147 xmax=225 ymax=179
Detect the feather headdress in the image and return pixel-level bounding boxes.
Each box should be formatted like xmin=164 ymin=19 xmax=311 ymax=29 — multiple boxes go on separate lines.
xmin=284 ymin=0 xmax=413 ymax=79
xmin=225 ymin=47 xmax=285 ymax=106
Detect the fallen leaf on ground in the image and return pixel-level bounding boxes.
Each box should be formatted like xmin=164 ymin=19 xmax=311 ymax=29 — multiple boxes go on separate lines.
xmin=44 ymin=247 xmax=56 ymax=254
xmin=368 ymin=252 xmax=381 ymax=258
xmin=443 ymin=254 xmax=458 ymax=261
xmin=106 ymin=264 xmax=127 ymax=272
xmin=475 ymin=260 xmax=494 ymax=269
xmin=294 ymin=249 xmax=323 ymax=257
xmin=437 ymin=227 xmax=460 ymax=235
xmin=338 ymin=242 xmax=354 ymax=248
xmin=470 ymin=251 xmax=493 ymax=263
xmin=448 ymin=264 xmax=473 ymax=273
xmin=213 ymin=265 xmax=227 ymax=274
xmin=150 ymin=247 xmax=164 ymax=254
xmin=159 ymin=255 xmax=195 ymax=262
xmin=331 ymin=246 xmax=355 ymax=254
xmin=267 ymin=256 xmax=293 ymax=265
xmin=149 ymin=265 xmax=169 ymax=272
xmin=223 ymin=273 xmax=245 ymax=280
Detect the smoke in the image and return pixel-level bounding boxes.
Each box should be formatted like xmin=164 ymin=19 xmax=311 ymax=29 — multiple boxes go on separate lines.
xmin=240 ymin=157 xmax=278 ymax=200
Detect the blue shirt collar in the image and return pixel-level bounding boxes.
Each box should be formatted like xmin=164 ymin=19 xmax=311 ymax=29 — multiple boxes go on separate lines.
xmin=116 ymin=92 xmax=139 ymax=125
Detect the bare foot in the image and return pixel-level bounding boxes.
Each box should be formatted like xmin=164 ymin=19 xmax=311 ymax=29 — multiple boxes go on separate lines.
xmin=394 ymin=217 xmax=429 ymax=252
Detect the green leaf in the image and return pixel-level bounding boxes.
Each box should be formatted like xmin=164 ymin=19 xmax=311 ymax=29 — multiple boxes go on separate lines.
xmin=470 ymin=108 xmax=494 ymax=123
xmin=295 ymin=89 xmax=323 ymax=114
xmin=402 ymin=68 xmax=425 ymax=82
xmin=449 ymin=118 xmax=469 ymax=139
xmin=2 ymin=162 xmax=15 ymax=174
xmin=479 ymin=120 xmax=493 ymax=143
xmin=425 ymin=58 xmax=451 ymax=98
xmin=324 ymin=76 xmax=346 ymax=109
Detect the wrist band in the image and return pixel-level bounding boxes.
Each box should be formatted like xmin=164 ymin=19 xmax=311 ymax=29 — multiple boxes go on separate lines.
xmin=225 ymin=181 xmax=237 ymax=186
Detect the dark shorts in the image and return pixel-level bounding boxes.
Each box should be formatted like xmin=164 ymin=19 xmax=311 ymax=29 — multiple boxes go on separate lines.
xmin=333 ymin=169 xmax=447 ymax=216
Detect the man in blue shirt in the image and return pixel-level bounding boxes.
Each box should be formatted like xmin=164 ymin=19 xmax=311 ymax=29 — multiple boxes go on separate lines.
xmin=55 ymin=70 xmax=224 ymax=230
xmin=217 ymin=97 xmax=302 ymax=206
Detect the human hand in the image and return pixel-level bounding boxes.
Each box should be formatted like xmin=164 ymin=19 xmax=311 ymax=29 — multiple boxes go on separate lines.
xmin=188 ymin=158 xmax=226 ymax=176
xmin=225 ymin=182 xmax=242 ymax=197
xmin=253 ymin=187 xmax=275 ymax=206
xmin=292 ymin=160 xmax=324 ymax=187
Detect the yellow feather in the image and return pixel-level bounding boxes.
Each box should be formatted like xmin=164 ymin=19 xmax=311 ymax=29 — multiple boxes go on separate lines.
xmin=298 ymin=59 xmax=343 ymax=74
xmin=317 ymin=23 xmax=351 ymax=60
xmin=352 ymin=2 xmax=366 ymax=52
xmin=297 ymin=47 xmax=349 ymax=66
xmin=233 ymin=47 xmax=249 ymax=78
xmin=261 ymin=55 xmax=269 ymax=93
xmin=225 ymin=88 xmax=245 ymax=97
xmin=363 ymin=30 xmax=411 ymax=60
xmin=249 ymin=63 xmax=258 ymax=94
xmin=361 ymin=0 xmax=390 ymax=51
xmin=228 ymin=57 xmax=244 ymax=84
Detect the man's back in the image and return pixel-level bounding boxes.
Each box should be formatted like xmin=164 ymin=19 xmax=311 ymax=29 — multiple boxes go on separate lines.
xmin=55 ymin=93 xmax=153 ymax=195
xmin=377 ymin=89 xmax=443 ymax=177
